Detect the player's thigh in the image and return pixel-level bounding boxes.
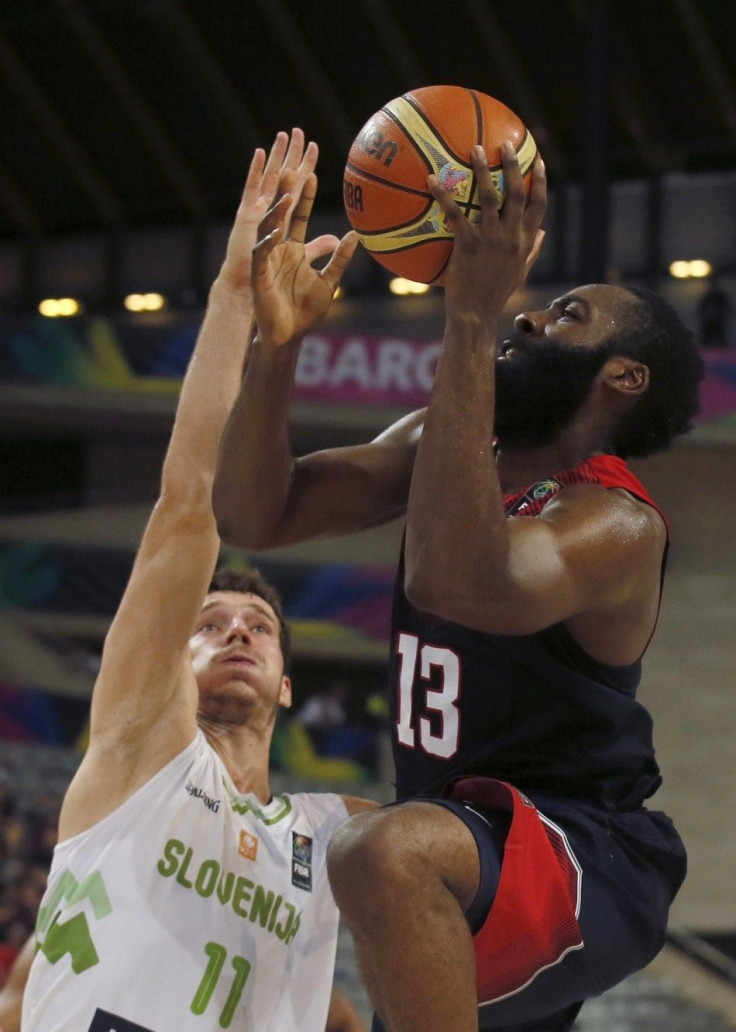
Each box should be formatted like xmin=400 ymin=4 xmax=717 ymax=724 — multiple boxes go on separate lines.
xmin=328 ymin=799 xmax=482 ymax=912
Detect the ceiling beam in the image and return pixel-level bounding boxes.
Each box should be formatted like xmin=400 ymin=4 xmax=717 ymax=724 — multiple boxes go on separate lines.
xmin=0 ymin=28 xmax=123 ymax=225
xmin=147 ymin=0 xmax=263 ymax=153
xmin=565 ymin=0 xmax=680 ymax=173
xmin=355 ymin=0 xmax=428 ymax=89
xmin=672 ymin=0 xmax=736 ymax=147
xmin=460 ymin=0 xmax=569 ymax=180
xmin=0 ymin=158 xmax=42 ymax=235
xmin=252 ymin=0 xmax=356 ymax=154
xmin=52 ymin=0 xmax=208 ymax=219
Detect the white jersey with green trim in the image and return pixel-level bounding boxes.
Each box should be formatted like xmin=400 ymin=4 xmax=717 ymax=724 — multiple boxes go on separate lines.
xmin=22 ymin=729 xmax=349 ymax=1032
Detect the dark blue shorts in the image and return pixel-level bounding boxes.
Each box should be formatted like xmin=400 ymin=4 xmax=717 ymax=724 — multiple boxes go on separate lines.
xmin=373 ymin=776 xmax=685 ymax=1032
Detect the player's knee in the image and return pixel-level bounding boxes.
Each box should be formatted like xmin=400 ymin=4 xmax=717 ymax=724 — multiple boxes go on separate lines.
xmin=327 ymin=810 xmax=410 ymax=910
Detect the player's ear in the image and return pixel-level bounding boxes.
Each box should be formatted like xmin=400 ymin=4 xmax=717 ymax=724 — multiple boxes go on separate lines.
xmin=602 ymin=357 xmax=649 ymax=397
xmin=279 ymin=676 xmax=292 ymax=709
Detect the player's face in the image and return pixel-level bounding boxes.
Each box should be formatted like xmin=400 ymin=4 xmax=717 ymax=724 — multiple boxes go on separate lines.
xmin=190 ymin=591 xmax=291 ymax=719
xmin=494 ymin=283 xmax=635 ymax=448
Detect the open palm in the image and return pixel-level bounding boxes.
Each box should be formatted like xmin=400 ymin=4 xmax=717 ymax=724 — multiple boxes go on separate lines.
xmin=252 ymin=172 xmax=358 ymax=346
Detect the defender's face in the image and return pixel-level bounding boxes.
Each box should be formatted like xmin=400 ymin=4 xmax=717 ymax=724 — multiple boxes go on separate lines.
xmin=190 ymin=591 xmax=291 ymax=714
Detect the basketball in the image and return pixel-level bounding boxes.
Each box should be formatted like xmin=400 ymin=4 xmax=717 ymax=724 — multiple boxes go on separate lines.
xmin=343 ymin=85 xmax=538 ymax=285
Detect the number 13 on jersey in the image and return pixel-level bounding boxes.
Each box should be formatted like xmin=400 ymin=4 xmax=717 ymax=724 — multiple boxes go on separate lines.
xmin=395 ymin=633 xmax=461 ymax=759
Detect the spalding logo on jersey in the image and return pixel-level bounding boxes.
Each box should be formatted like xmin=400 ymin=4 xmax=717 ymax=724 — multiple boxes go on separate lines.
xmin=292 ymin=832 xmax=313 ymax=892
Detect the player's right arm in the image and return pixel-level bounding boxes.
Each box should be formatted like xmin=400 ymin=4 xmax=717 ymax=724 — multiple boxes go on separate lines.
xmin=59 ymin=135 xmax=328 ymax=841
xmin=213 ymin=189 xmax=423 ymax=550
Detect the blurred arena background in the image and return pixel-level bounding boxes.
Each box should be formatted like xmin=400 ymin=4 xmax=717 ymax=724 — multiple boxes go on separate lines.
xmin=1 ymin=1 xmax=736 ymax=1027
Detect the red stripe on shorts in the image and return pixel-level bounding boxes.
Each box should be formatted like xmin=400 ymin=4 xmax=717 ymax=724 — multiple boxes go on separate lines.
xmin=446 ymin=777 xmax=584 ymax=1005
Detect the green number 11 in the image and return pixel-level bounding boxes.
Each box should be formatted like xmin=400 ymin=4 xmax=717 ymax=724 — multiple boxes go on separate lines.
xmin=191 ymin=941 xmax=252 ymax=1028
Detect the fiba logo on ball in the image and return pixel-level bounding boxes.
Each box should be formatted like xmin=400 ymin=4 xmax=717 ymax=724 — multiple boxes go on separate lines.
xmin=343 ymin=85 xmax=539 ymax=285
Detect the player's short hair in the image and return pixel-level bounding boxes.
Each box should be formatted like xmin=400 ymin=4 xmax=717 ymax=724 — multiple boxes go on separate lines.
xmin=604 ymin=286 xmax=705 ymax=458
xmin=207 ymin=567 xmax=292 ymax=671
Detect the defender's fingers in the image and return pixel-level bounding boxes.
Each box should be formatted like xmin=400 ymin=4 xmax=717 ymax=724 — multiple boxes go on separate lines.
xmin=305 ymin=234 xmax=342 ymax=263
xmin=256 ymin=192 xmax=292 ymax=243
xmin=283 ymin=127 xmax=306 ymax=171
xmin=296 ymin=140 xmax=319 ymax=180
xmin=319 ymin=231 xmax=359 ymax=292
xmin=288 ymin=172 xmax=318 ymax=244
xmin=244 ymin=148 xmax=266 ymax=189
xmin=260 ymin=132 xmax=290 ymax=201
xmin=259 ymin=168 xmax=298 ymax=236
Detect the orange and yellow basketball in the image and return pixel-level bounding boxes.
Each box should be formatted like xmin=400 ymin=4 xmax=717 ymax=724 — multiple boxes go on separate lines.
xmin=343 ymin=85 xmax=538 ymax=285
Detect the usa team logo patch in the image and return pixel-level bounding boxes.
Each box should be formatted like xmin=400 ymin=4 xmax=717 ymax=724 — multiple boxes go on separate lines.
xmin=291 ymin=832 xmax=313 ymax=891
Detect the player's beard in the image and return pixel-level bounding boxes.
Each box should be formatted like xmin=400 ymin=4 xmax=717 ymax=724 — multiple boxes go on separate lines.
xmin=494 ymin=335 xmax=610 ymax=448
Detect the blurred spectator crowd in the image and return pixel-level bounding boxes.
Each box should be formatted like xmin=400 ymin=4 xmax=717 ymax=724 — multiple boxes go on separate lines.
xmin=0 ymin=753 xmax=69 ymax=989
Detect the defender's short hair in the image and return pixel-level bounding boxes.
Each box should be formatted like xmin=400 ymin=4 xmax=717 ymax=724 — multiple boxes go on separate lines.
xmin=207 ymin=567 xmax=291 ymax=671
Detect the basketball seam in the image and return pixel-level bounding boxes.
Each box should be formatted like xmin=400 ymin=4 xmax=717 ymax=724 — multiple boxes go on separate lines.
xmin=402 ymin=94 xmax=475 ymax=170
xmin=344 ymin=160 xmax=431 ymax=200
xmin=381 ymin=104 xmax=436 ymax=174
xmin=357 ymin=236 xmax=450 ymax=255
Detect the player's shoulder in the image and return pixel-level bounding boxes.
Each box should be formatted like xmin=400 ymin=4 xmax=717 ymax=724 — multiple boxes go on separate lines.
xmin=542 ymin=480 xmax=667 ymax=548
xmin=287 ymin=791 xmax=376 ymax=820
xmin=373 ymin=407 xmax=426 ymax=446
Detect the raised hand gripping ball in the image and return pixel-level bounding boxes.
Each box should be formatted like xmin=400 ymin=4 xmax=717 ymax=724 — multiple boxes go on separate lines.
xmin=343 ymin=85 xmax=538 ymax=284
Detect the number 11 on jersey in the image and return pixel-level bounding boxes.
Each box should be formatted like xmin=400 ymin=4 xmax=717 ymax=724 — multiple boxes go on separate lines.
xmin=395 ymin=633 xmax=461 ymax=759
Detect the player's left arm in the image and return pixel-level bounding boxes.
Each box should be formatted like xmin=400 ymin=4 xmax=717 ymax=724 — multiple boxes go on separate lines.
xmin=408 ymin=482 xmax=666 ymax=639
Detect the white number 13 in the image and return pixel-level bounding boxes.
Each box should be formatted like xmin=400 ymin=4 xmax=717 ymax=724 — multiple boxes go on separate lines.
xmin=395 ymin=632 xmax=461 ymax=759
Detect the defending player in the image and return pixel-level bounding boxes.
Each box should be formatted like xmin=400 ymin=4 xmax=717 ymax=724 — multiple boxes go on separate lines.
xmin=19 ymin=130 xmax=368 ymax=1032
xmin=212 ymin=143 xmax=703 ymax=1031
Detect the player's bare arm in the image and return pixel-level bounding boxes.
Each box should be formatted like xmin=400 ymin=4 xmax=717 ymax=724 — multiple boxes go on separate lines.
xmin=58 ymin=133 xmax=329 ymax=841
xmin=213 ymin=187 xmax=424 ymax=549
xmin=405 ymin=143 xmax=546 ymax=615
xmin=414 ymin=481 xmax=666 ymax=663
xmin=405 ymin=143 xmax=666 ymax=664
xmin=0 ymin=935 xmax=33 ymax=1032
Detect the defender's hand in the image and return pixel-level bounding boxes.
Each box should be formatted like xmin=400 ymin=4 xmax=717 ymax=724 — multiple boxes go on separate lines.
xmin=252 ymin=169 xmax=358 ymax=346
xmin=219 ymin=129 xmax=339 ymax=295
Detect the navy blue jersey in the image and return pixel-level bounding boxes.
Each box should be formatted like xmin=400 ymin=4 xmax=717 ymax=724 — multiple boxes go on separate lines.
xmin=385 ymin=452 xmax=687 ymax=1029
xmin=387 ymin=455 xmax=668 ymax=811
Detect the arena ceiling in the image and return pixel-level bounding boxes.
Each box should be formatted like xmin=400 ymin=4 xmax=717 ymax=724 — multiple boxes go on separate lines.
xmin=0 ymin=0 xmax=735 ymax=242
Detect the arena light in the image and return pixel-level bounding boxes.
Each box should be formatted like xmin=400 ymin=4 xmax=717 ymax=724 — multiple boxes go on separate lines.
xmin=688 ymin=259 xmax=712 ymax=279
xmin=669 ymin=261 xmax=691 ymax=279
xmin=669 ymin=259 xmax=713 ymax=279
xmin=389 ymin=277 xmax=431 ymax=296
xmin=124 ymin=292 xmax=167 ymax=312
xmin=38 ymin=297 xmax=81 ymax=317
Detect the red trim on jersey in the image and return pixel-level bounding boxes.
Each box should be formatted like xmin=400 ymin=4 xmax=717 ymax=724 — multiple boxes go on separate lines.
xmin=502 ymin=453 xmax=668 ymax=532
xmin=446 ymin=777 xmax=584 ymax=1006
